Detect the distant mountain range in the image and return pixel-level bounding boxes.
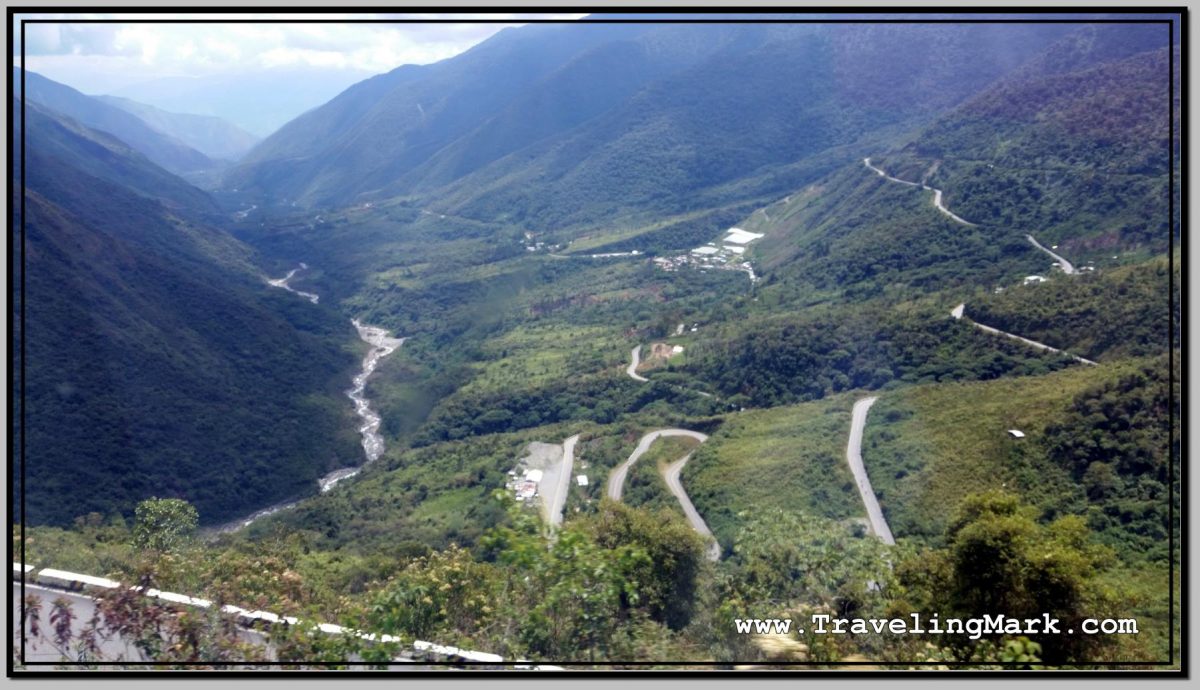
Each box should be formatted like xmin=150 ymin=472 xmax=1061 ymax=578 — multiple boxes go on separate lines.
xmin=105 ymin=66 xmax=379 ymax=138
xmin=16 ymin=69 xmax=215 ymax=175
xmin=96 ymin=95 xmax=260 ymax=162
xmin=12 ymin=17 xmax=1176 ymax=530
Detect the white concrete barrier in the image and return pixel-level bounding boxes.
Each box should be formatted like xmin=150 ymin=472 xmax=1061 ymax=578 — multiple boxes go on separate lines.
xmin=16 ymin=562 xmax=558 ymax=668
xmin=34 ymin=568 xmax=120 ymax=592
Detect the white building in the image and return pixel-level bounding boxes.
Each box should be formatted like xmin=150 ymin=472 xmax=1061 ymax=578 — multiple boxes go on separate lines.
xmin=724 ymin=228 xmax=765 ymax=244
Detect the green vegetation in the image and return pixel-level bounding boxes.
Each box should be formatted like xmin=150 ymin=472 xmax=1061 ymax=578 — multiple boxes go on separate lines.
xmin=18 ymin=104 xmax=361 ymax=527
xmin=682 ymin=397 xmax=862 ymax=549
xmin=622 ymin=436 xmax=700 ymax=514
xmin=17 ymin=20 xmax=1178 ymax=669
xmin=22 ymin=487 xmax=1162 ymax=666
xmin=967 ymin=256 xmax=1179 ymax=361
xmin=861 ymin=358 xmax=1145 ymax=540
xmin=682 ymin=302 xmax=1077 ymax=409
xmin=132 ymin=498 xmax=199 ymax=553
xmin=895 ymin=43 xmax=1178 ymax=254
xmin=895 ymin=491 xmax=1151 ymax=664
xmin=1044 ymin=356 xmax=1178 ymax=563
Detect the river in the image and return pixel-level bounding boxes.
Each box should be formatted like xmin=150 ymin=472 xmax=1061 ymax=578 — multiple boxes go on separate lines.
xmin=211 ymin=265 xmax=404 ymax=533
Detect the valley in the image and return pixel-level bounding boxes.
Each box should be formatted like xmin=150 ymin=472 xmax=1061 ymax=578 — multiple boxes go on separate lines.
xmin=13 ymin=14 xmax=1180 ymax=670
xmin=212 ymin=264 xmax=410 ymax=530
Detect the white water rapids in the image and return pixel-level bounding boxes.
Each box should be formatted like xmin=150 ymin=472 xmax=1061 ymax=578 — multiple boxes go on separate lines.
xmin=332 ymin=319 xmax=407 ymax=490
xmin=266 ymin=262 xmax=320 ymax=304
xmin=212 ymin=264 xmax=404 ymax=533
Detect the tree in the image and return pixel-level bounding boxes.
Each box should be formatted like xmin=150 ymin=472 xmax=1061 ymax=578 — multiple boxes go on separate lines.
xmin=132 ymin=498 xmax=198 ymax=553
xmin=730 ymin=508 xmax=891 ymax=614
xmin=367 ymin=544 xmax=494 ymax=643
xmin=913 ymin=491 xmax=1123 ymax=663
xmin=478 ymin=494 xmax=651 ymax=660
xmin=587 ymin=499 xmax=706 ymax=630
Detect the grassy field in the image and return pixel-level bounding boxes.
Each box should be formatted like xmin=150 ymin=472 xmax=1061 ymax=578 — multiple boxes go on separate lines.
xmin=457 ymin=322 xmax=630 ymax=397
xmin=621 ymin=435 xmax=703 ymax=514
xmin=680 ymin=393 xmax=865 ymax=549
xmin=562 ymin=204 xmax=745 ymax=253
xmin=861 ymin=359 xmax=1150 ymax=542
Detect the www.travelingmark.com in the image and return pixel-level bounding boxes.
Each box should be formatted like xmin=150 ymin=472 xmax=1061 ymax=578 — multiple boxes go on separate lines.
xmin=734 ymin=614 xmax=1139 ymax=639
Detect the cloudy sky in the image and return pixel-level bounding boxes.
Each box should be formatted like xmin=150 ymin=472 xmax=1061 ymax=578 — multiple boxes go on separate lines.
xmin=13 ymin=12 xmax=586 ymax=134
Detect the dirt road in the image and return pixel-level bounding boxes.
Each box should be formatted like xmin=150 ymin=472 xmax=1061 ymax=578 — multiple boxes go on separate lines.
xmin=864 ymin=157 xmax=976 ymax=226
xmin=546 ymin=434 xmax=581 ymax=528
xmin=608 ymin=429 xmax=708 ymax=500
xmin=606 ymin=429 xmax=719 ymax=559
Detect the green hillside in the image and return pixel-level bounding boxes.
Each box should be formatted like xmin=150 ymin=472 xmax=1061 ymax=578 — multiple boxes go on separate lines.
xmin=17 ymin=104 xmax=361 ymax=526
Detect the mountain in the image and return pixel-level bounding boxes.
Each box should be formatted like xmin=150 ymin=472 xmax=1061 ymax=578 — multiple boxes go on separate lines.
xmin=107 ymin=66 xmax=379 ymax=137
xmin=880 ymin=31 xmax=1177 ymax=253
xmin=16 ymin=70 xmax=216 ymax=175
xmin=15 ymin=100 xmax=361 ymax=527
xmin=16 ymin=100 xmax=216 ymax=213
xmin=223 ymin=21 xmax=1077 ymax=218
xmin=13 ymin=15 xmax=1179 ymax=667
xmin=725 ymin=28 xmax=1176 ymax=299
xmin=96 ymin=96 xmax=260 ymax=161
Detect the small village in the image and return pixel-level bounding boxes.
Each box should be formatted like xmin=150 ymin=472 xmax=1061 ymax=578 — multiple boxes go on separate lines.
xmin=653 ymin=226 xmax=764 ymax=282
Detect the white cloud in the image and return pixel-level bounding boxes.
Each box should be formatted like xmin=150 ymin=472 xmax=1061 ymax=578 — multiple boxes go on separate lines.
xmin=14 ymin=13 xmax=586 ymax=78
xmin=11 ymin=12 xmax=586 ymax=131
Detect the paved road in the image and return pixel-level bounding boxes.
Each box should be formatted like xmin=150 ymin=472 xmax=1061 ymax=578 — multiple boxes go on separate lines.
xmin=864 ymin=157 xmax=975 ymax=226
xmin=547 ymin=434 xmax=581 ymax=528
xmin=863 ymin=157 xmax=920 ymax=187
xmin=1025 ymin=234 xmax=1076 ymax=275
xmin=846 ymin=398 xmax=895 ymax=545
xmin=662 ymin=454 xmax=722 ymax=561
xmin=951 ymin=303 xmax=1097 ymax=365
xmin=606 ymin=429 xmax=719 ymax=559
xmin=606 ymin=429 xmax=709 ymax=501
xmin=626 ymin=345 xmax=649 ymax=382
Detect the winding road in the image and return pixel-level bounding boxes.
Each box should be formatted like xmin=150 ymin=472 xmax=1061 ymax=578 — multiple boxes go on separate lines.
xmin=546 ymin=434 xmax=581 ymax=528
xmin=1025 ymin=235 xmax=1076 ymax=275
xmin=865 ymin=158 xmax=1087 ymax=274
xmin=863 ymin=157 xmax=976 ymax=226
xmin=626 ymin=345 xmax=649 ymax=382
xmin=846 ymin=397 xmax=895 ymax=545
xmin=663 ymin=454 xmax=722 ymax=561
xmin=606 ymin=429 xmax=720 ymax=561
xmin=952 ymin=304 xmax=1097 ymax=365
xmin=863 ymin=157 xmax=920 ymax=187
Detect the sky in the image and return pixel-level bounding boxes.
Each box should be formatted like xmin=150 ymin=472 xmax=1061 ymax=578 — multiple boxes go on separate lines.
xmin=12 ymin=13 xmax=586 ymax=134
